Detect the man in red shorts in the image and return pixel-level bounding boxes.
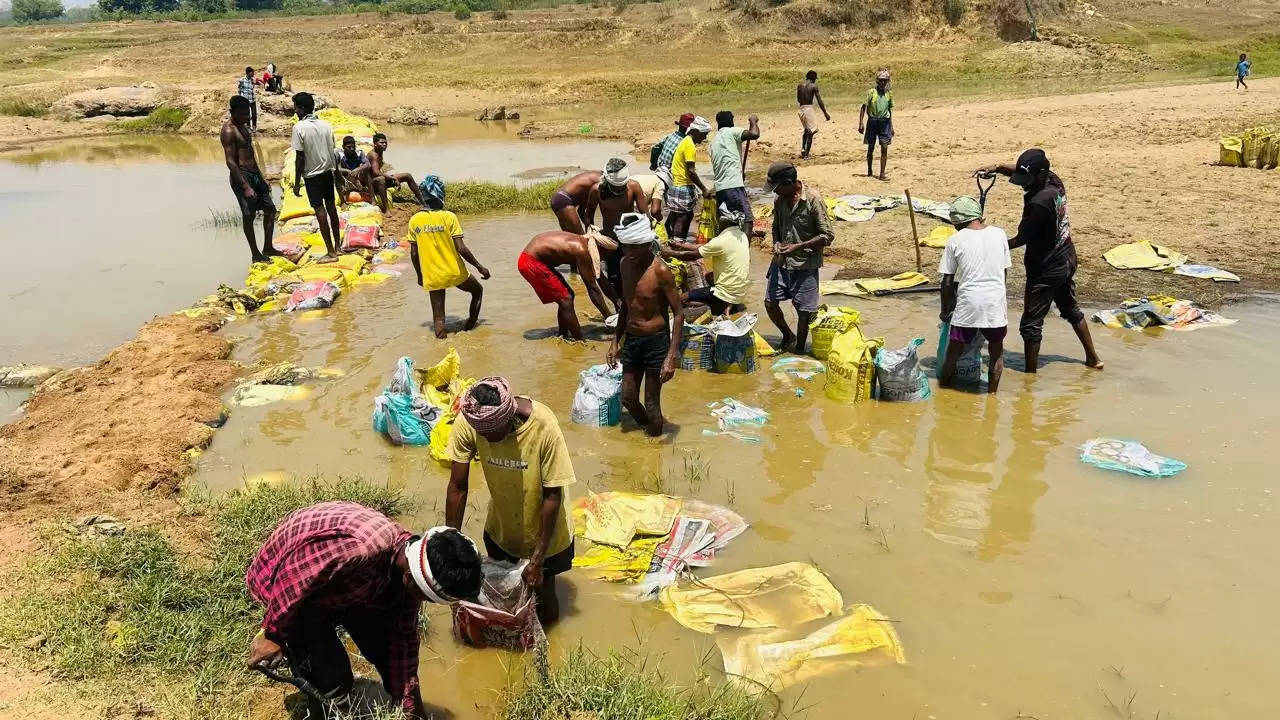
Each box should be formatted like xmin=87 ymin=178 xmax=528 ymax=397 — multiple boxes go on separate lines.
xmin=517 ymin=231 xmax=614 ymax=341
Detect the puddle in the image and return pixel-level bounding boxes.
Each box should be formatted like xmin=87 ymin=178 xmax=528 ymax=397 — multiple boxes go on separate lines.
xmin=192 ymin=212 xmax=1279 ymax=720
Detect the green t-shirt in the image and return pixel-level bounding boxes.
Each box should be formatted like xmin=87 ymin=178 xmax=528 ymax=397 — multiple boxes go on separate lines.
xmin=866 ymin=89 xmax=893 ymax=119
xmin=710 ymin=126 xmax=747 ymax=192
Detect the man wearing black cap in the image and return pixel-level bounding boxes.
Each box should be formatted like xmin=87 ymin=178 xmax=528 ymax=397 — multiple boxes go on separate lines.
xmin=978 ymin=149 xmax=1103 ymax=372
xmin=763 ymin=161 xmax=833 ymax=354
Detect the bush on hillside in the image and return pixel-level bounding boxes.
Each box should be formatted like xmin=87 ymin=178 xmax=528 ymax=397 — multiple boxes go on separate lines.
xmin=12 ymin=0 xmax=65 ymax=21
xmin=943 ymin=0 xmax=963 ymax=25
xmin=454 ymin=3 xmax=471 ymax=18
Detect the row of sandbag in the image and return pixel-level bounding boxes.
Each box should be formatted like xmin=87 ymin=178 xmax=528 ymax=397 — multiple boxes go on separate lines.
xmin=1220 ymin=126 xmax=1280 ymax=169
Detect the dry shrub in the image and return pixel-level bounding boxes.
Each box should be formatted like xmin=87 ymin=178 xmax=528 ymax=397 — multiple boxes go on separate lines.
xmin=987 ymin=0 xmax=1065 ymax=41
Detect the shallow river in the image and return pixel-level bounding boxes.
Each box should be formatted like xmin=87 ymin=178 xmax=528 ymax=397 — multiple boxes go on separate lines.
xmin=5 ymin=130 xmax=1279 ymax=720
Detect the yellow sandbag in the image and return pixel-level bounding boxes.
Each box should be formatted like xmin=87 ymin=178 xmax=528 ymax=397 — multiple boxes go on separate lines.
xmin=820 ymin=272 xmax=929 ymax=298
xmin=920 ymin=225 xmax=956 ymax=248
xmin=245 ymin=256 xmax=299 ymax=289
xmin=809 ymin=305 xmax=862 ymax=361
xmin=695 ymin=195 xmax=717 ymax=243
xmin=658 ymin=562 xmax=843 ymax=634
xmin=1242 ymin=130 xmax=1262 ymax=168
xmin=278 ymin=177 xmax=315 ymax=222
xmin=753 ymin=331 xmax=778 ymax=357
xmin=428 ymin=416 xmax=456 ymax=466
xmin=422 ymin=348 xmax=461 ymax=389
xmin=718 ymin=604 xmax=905 ymax=692
xmin=350 ymin=273 xmax=389 ymax=286
xmin=824 ymin=328 xmax=882 ymax=403
xmin=573 ymin=536 xmax=664 ymax=583
xmin=342 ymin=202 xmax=384 ymax=227
xmin=572 ymin=492 xmax=682 ymax=548
xmin=330 ymin=254 xmax=368 ymax=275
xmin=292 ymin=265 xmax=349 ymax=288
xmin=1102 ymin=240 xmax=1188 ymax=271
xmin=1220 ymin=136 xmax=1244 ymax=167
xmin=1255 ymin=134 xmax=1275 ymax=170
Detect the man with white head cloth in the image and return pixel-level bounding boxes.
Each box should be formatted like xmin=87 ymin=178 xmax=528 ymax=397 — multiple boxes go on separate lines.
xmin=446 ymin=376 xmax=578 ymax=624
xmin=664 ymin=115 xmax=712 ymax=243
xmin=246 ymin=503 xmax=482 ymax=718
xmin=607 ymin=214 xmax=685 ymax=437
xmin=583 ymin=156 xmax=647 ymax=305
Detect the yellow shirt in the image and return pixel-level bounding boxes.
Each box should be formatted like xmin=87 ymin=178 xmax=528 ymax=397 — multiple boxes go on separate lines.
xmin=699 ymin=226 xmax=750 ymax=304
xmin=447 ymin=399 xmax=575 ymax=558
xmin=406 ymin=209 xmax=468 ymax=291
xmin=670 ymin=135 xmax=697 ymax=188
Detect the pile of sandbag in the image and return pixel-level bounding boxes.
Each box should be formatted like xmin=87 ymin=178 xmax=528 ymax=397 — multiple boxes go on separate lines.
xmin=1220 ymin=126 xmax=1280 ymax=169
xmin=371 ymin=349 xmax=475 ymax=456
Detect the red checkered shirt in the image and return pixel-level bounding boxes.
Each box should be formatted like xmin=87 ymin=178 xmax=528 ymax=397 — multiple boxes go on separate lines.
xmin=246 ymin=501 xmax=419 ymax=712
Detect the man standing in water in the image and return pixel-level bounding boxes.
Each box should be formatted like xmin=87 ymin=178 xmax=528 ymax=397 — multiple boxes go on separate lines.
xmin=796 ymin=70 xmax=831 ymax=160
xmin=246 ymin=502 xmax=482 ymax=719
xmin=518 ymin=231 xmax=614 ymax=340
xmin=858 ymin=70 xmax=894 ymax=181
xmin=710 ymin=111 xmax=761 ymax=228
xmin=291 ymin=92 xmax=341 ymax=260
xmin=608 ymin=214 xmax=684 ymax=437
xmin=222 ymin=95 xmax=278 ymax=263
xmin=408 ymin=176 xmax=489 ymax=339
xmin=978 ymin=149 xmax=1103 ymax=372
xmin=938 ymin=196 xmax=1010 ymax=393
xmin=446 ymin=377 xmax=577 ymax=624
xmin=367 ymin=132 xmax=426 ymax=211
xmin=651 ymin=112 xmax=694 ymax=171
xmin=583 ymin=157 xmax=647 ymax=303
xmin=666 ymin=115 xmax=711 ymax=243
xmin=549 ymin=170 xmax=602 ymax=234
xmin=763 ymin=161 xmax=833 ymax=354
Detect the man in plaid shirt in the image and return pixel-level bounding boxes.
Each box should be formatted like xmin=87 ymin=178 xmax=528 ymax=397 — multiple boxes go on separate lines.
xmin=237 ymin=66 xmax=257 ymax=132
xmin=246 ymin=501 xmax=482 ymax=717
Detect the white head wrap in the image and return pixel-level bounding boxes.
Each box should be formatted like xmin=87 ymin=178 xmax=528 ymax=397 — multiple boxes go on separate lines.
xmin=615 ymin=213 xmax=657 ymax=245
xmin=602 ymin=157 xmax=629 ymax=188
xmin=405 ymin=526 xmax=479 ymax=604
xmin=718 ymin=202 xmax=746 ymax=226
xmin=688 ymin=116 xmax=711 ymax=133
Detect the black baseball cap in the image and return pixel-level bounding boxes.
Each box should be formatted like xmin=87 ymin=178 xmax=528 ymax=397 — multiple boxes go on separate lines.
xmin=1009 ymin=148 xmax=1049 ymax=187
xmin=764 ymin=161 xmax=798 ymax=193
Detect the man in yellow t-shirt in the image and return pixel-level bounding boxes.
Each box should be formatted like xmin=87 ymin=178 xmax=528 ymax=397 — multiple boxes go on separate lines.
xmin=664 ymin=115 xmax=711 ymax=243
xmin=445 ymin=377 xmax=576 ymax=624
xmin=408 ymin=175 xmax=490 ymax=339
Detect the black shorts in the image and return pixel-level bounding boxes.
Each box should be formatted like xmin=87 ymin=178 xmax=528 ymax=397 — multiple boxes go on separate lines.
xmin=620 ymin=331 xmax=671 ymax=371
xmin=686 ymin=286 xmax=743 ymax=317
xmin=230 ymin=168 xmax=275 ymax=215
xmin=302 ymin=171 xmax=336 ymax=209
xmin=1020 ymin=258 xmax=1085 ymax=343
xmin=483 ymin=532 xmax=574 ymax=577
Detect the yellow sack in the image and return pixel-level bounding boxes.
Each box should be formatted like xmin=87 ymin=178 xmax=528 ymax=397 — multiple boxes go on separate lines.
xmin=820 ymin=272 xmax=930 ymax=297
xmin=278 ymin=177 xmax=316 ymax=222
xmin=1102 ymin=240 xmax=1188 ymax=271
xmin=809 ymin=305 xmax=862 ymax=361
xmin=1220 ymin=136 xmax=1244 ymax=167
xmin=718 ymin=604 xmax=906 ymax=692
xmin=293 ymin=265 xmax=349 ymax=289
xmin=573 ymin=536 xmax=664 ymax=583
xmin=428 ymin=416 xmax=455 ymax=466
xmin=753 ymin=331 xmax=778 ymax=357
xmin=658 ymin=562 xmax=843 ymax=634
xmin=350 ymin=274 xmax=389 ymax=286
xmin=572 ymin=492 xmax=682 ymax=548
xmin=824 ymin=328 xmax=882 ymax=403
xmin=245 ymin=256 xmax=298 ymax=289
xmin=422 ymin=348 xmax=461 ymax=390
xmin=1255 ymin=134 xmax=1275 ymax=170
xmin=694 ymin=195 xmax=717 ymax=243
xmin=920 ymin=225 xmax=956 ymax=248
xmin=330 ymin=254 xmax=368 ymax=275
xmin=1242 ymin=129 xmax=1263 ymax=168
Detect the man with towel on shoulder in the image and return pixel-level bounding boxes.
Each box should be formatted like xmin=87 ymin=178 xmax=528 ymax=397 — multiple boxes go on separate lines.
xmin=446 ymin=377 xmax=578 ymax=624
xmin=608 ymin=214 xmax=684 ymax=437
xmin=584 ymin=157 xmax=647 ymax=307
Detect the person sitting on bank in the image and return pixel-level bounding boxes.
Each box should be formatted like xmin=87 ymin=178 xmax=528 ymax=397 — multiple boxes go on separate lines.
xmin=246 ymin=501 xmax=482 ymax=719
xmin=334 ymin=135 xmax=369 ymax=196
xmin=938 ymin=196 xmax=1011 ymax=393
xmin=446 ymin=377 xmax=578 ymax=624
xmin=367 ymin=132 xmax=425 ymax=210
xmin=662 ymin=203 xmax=751 ymax=317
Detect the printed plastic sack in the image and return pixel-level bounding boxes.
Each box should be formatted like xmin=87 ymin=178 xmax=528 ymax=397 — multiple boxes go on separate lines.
xmin=1079 ymin=438 xmax=1186 ymax=478
xmin=874 ymin=337 xmax=931 ymax=402
xmin=680 ymin=324 xmax=715 ymax=372
xmin=708 ymin=313 xmax=759 ymax=375
xmin=285 ymin=281 xmax=340 ymax=312
xmin=824 ymin=328 xmax=882 ymax=403
xmin=371 ymin=357 xmax=440 ymax=446
xmin=809 ymin=306 xmax=862 ymax=361
xmin=452 ymin=559 xmax=544 ymax=651
xmin=570 ymin=363 xmax=623 ymax=426
xmin=936 ymin=322 xmax=985 ymax=386
xmin=342 ymin=224 xmax=380 ymax=251
xmin=1219 ymin=136 xmax=1244 ymax=167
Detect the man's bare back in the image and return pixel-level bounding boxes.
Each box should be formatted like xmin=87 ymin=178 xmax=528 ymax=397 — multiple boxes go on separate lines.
xmin=523 ymin=230 xmax=592 ymax=269
xmin=797 ymin=81 xmax=819 ymax=106
xmin=557 ymin=171 xmax=603 ymax=205
xmin=221 ymin=119 xmax=257 ymax=170
xmin=620 ymin=254 xmax=676 ymax=336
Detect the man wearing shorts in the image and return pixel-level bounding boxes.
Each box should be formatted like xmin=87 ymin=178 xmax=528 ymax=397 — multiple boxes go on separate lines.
xmin=763 ymin=162 xmax=833 ymax=354
xmin=446 ymin=377 xmax=577 ymax=625
xmin=583 ymin=157 xmax=647 ymax=311
xmin=663 ymin=203 xmax=750 ymax=316
xmin=407 ymin=176 xmax=489 ymax=339
xmin=333 ymin=135 xmax=368 ymax=196
xmin=796 ymin=70 xmax=831 ymax=159
xmin=607 ymin=214 xmax=684 ymax=437
xmin=665 ymin=116 xmax=711 ymax=242
xmin=367 ymin=132 xmax=425 ymax=211
xmin=710 ymin=110 xmax=760 ymax=232
xmin=518 ymin=231 xmax=613 ymax=341
xmin=858 ymin=70 xmax=894 ymax=181
xmin=549 ymin=170 xmax=601 ymax=234
xmin=290 ymin=92 xmax=341 ymax=260
xmin=978 ymin=149 xmax=1103 ymax=372
xmin=938 ymin=196 xmax=1011 ymax=393
xmin=221 ymin=95 xmax=278 ymax=264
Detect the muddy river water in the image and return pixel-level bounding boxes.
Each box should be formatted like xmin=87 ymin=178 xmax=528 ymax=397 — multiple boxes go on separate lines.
xmin=3 ymin=128 xmax=1277 ymax=720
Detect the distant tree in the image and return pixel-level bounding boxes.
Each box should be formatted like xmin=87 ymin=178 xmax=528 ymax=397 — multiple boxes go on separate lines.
xmin=12 ymin=0 xmax=65 ymax=21
xmin=97 ymin=0 xmax=178 ymax=12
xmin=183 ymin=0 xmax=232 ymax=11
xmin=235 ymin=0 xmax=284 ymax=10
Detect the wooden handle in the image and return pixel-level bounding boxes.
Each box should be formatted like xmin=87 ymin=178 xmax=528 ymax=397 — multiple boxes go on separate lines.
xmin=904 ymin=189 xmax=922 ymax=274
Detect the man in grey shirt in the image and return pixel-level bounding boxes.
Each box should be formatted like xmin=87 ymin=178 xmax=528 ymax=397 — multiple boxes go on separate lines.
xmin=763 ymin=161 xmax=833 ymax=354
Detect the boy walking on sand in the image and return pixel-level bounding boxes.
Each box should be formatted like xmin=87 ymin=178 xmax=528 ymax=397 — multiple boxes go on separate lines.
xmin=1236 ymin=53 xmax=1251 ymax=90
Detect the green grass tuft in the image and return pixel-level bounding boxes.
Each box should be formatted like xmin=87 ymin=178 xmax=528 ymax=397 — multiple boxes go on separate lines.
xmin=446 ymin=179 xmax=561 ymax=216
xmin=118 ymin=105 xmax=189 ymax=132
xmin=0 ymin=96 xmax=50 ymax=117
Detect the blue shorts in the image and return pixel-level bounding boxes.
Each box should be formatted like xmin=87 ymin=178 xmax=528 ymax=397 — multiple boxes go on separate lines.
xmin=765 ymin=265 xmax=820 ymax=313
xmin=714 ymin=187 xmax=754 ymax=229
xmin=864 ymin=117 xmax=893 ymax=147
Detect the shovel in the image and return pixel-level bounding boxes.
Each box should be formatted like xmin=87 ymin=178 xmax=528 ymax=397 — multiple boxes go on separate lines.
xmin=254 ymin=662 xmax=331 ymax=720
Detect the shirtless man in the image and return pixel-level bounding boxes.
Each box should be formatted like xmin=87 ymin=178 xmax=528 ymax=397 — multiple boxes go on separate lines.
xmin=796 ymin=70 xmax=831 ymax=160
xmin=583 ymin=157 xmax=647 ymax=308
xmin=221 ymin=95 xmax=278 ymax=263
xmin=607 ymin=214 xmax=684 ymax=437
xmin=548 ymin=170 xmax=602 ymax=235
xmin=517 ymin=231 xmax=614 ymax=341
xmin=367 ymin=132 xmax=425 ymax=210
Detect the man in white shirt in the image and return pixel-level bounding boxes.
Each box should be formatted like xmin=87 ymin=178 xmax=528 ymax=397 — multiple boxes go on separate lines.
xmin=290 ymin=92 xmax=341 ymax=259
xmin=938 ymin=195 xmax=1011 ymax=393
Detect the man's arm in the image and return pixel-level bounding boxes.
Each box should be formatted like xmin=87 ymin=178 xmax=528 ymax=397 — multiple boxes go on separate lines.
xmin=815 ymin=88 xmax=831 ymax=120
xmin=409 ymin=242 xmax=424 ymax=287
xmin=445 ymin=461 xmax=470 ymax=529
xmin=607 ymin=285 xmax=628 ymax=367
xmin=522 ymin=486 xmax=563 ymax=588
xmin=582 ymin=186 xmax=600 ymax=229
xmin=574 ymin=248 xmax=613 ymax=320
xmin=648 ymin=195 xmax=663 ymax=221
xmin=659 ymin=265 xmax=684 ymax=383
xmin=782 ymin=196 xmax=835 ymax=254
xmin=292 ymin=151 xmax=305 ymax=196
xmin=858 ymin=103 xmax=867 ymax=132
xmin=940 ymin=274 xmax=957 ymax=321
xmin=222 ymin=126 xmax=254 ymax=199
xmin=687 ymin=160 xmax=708 ymax=194
xmin=977 ymin=162 xmax=1016 ymax=177
xmin=661 ymin=247 xmax=703 ymax=262
xmin=743 ymin=115 xmax=761 ymax=142
xmin=630 ymin=182 xmax=646 ymax=215
xmin=454 ymin=236 xmax=491 ymax=280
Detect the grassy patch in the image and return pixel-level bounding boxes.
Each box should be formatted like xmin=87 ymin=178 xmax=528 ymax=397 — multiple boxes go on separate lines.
xmin=0 ymin=477 xmax=409 ymax=716
xmin=118 ymin=105 xmax=189 ymax=132
xmin=502 ymin=645 xmax=768 ymax=720
xmin=0 ymin=96 xmax=49 ymax=116
xmin=447 ymin=179 xmax=560 ymax=216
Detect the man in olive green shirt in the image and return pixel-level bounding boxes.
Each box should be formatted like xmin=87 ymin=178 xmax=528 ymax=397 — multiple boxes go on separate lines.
xmin=763 ymin=161 xmax=834 ymax=354
xmin=446 ymin=377 xmax=576 ymax=624
xmin=858 ymin=69 xmax=894 ymax=181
